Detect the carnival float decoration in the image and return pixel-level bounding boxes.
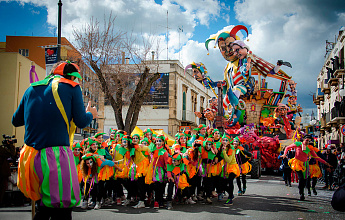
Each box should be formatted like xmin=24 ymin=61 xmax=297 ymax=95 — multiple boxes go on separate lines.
xmin=185 ymin=25 xmax=304 ymax=176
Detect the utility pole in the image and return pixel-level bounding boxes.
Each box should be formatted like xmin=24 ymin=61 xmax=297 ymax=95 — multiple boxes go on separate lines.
xmin=216 ymin=83 xmax=224 ymax=134
xmin=166 ymin=10 xmax=169 ymax=60
xmin=178 ymin=26 xmax=183 ymax=62
xmin=57 ymin=0 xmax=62 ymax=62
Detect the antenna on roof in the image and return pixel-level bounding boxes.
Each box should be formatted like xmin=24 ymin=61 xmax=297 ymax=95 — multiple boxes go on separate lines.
xmin=166 ymin=10 xmax=169 ymax=60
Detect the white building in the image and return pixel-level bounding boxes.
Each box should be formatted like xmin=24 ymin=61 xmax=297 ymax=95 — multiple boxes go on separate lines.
xmin=104 ymin=60 xmax=214 ymax=136
xmin=314 ymin=27 xmax=345 ymax=148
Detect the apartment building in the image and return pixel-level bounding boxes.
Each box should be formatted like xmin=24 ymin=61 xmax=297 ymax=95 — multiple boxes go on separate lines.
xmin=313 ymin=27 xmax=345 ymax=148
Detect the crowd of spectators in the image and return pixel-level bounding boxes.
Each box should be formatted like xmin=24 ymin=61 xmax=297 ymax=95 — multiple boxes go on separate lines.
xmin=321 ymin=143 xmax=345 ymax=190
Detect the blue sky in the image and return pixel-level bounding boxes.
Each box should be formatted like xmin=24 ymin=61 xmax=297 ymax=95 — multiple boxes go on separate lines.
xmin=1 ymin=0 xmax=345 ymax=117
xmin=0 ymin=1 xmax=55 ymax=40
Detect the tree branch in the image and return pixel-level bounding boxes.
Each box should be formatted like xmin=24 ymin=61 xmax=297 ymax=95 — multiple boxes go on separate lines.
xmin=129 ymin=71 xmax=160 ymax=133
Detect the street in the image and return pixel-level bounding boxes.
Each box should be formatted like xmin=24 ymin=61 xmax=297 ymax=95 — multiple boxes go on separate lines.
xmin=1 ymin=175 xmax=344 ymax=220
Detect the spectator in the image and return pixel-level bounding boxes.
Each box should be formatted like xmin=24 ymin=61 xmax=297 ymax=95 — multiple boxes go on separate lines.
xmin=322 ymin=145 xmax=338 ymax=190
xmin=336 ymin=147 xmax=342 ymax=161
xmin=340 ymin=143 xmax=345 ymax=152
xmin=278 ymin=146 xmax=294 ymax=187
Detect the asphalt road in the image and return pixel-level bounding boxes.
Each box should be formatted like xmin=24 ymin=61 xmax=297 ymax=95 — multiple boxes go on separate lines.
xmin=1 ymin=175 xmax=344 ymax=220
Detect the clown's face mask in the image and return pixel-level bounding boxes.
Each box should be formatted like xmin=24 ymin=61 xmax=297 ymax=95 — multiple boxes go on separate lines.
xmin=277 ymin=106 xmax=288 ymax=117
xmin=73 ymin=148 xmax=81 ymax=156
xmin=132 ymin=136 xmax=139 ymax=144
xmin=218 ymin=37 xmax=237 ymax=62
xmin=86 ymin=159 xmax=93 ymax=168
xmin=192 ymin=68 xmax=204 ymax=82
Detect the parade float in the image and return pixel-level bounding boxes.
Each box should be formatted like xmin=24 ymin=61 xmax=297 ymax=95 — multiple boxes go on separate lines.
xmin=185 ymin=25 xmax=303 ymax=178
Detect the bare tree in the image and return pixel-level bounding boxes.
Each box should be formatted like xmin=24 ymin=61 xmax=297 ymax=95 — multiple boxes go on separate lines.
xmin=73 ymin=14 xmax=161 ymax=133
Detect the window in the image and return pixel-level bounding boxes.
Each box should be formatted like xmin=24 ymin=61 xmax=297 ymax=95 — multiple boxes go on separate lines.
xmin=18 ymin=49 xmax=29 ymax=57
xmin=191 ymin=90 xmax=198 ymax=113
xmin=182 ymin=91 xmax=186 ymax=121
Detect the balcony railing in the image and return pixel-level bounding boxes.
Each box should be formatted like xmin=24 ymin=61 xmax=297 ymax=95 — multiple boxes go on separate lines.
xmin=330 ymin=100 xmax=345 ymax=123
xmin=313 ymin=93 xmax=320 ymax=105
xmin=321 ymin=79 xmax=330 ymax=94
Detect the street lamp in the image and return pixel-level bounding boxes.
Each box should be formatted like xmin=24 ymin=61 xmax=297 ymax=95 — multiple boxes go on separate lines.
xmin=57 ymin=0 xmax=62 ymax=62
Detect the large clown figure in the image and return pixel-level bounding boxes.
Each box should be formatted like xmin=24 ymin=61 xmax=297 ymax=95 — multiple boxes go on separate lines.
xmin=205 ymin=25 xmax=254 ymax=126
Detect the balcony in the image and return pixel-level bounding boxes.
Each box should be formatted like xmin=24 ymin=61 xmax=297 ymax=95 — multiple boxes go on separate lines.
xmin=328 ymin=77 xmax=339 ymax=87
xmin=313 ymin=94 xmax=320 ymax=105
xmin=334 ymin=69 xmax=345 ymax=78
xmin=321 ymin=79 xmax=330 ymax=94
xmin=316 ymin=88 xmax=324 ymax=101
xmin=326 ymin=110 xmax=338 ymax=127
xmin=330 ymin=100 xmax=345 ymax=124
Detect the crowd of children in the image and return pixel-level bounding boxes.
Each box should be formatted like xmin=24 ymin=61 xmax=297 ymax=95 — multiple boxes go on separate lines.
xmin=72 ymin=126 xmax=252 ymax=210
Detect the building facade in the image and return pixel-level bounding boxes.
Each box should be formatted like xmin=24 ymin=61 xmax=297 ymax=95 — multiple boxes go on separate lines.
xmin=1 ymin=36 xmax=105 ymax=143
xmin=0 ymin=52 xmax=46 ymax=147
xmin=103 ymin=60 xmax=214 ymax=136
xmin=314 ymin=28 xmax=345 ymax=149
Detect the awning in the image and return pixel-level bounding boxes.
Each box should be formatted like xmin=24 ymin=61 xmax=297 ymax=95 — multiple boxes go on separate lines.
xmin=131 ymin=126 xmax=144 ymax=137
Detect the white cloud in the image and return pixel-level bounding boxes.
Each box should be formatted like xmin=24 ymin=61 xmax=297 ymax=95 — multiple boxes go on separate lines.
xmin=10 ymin=0 xmax=345 ymax=114
xmin=13 ymin=0 xmax=220 ymax=60
xmin=231 ymin=0 xmax=345 ymax=111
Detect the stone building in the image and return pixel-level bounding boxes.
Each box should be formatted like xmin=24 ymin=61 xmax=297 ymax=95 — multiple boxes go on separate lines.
xmin=103 ymin=60 xmax=214 ymax=136
xmin=313 ymin=27 xmax=345 ymax=148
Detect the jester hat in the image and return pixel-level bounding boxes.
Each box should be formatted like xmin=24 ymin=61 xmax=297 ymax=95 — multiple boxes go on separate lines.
xmin=170 ymin=153 xmax=189 ymax=165
xmin=132 ymin=134 xmax=140 ymax=140
xmin=82 ymin=153 xmax=95 ymax=161
xmin=156 ymin=134 xmax=166 ymax=143
xmin=205 ymin=25 xmax=248 ymax=55
xmin=194 ymin=124 xmax=206 ymax=131
xmin=203 ymin=138 xmax=214 ymax=147
xmin=116 ymin=130 xmax=127 ymax=139
xmin=222 ymin=133 xmax=232 ymax=143
xmin=140 ymin=137 xmax=149 ymax=145
xmin=177 ymin=133 xmax=186 ymax=140
xmin=109 ymin=128 xmax=117 ymax=134
xmin=143 ymin=128 xmax=153 ymax=135
xmin=53 ymin=61 xmax=82 ymax=79
xmin=210 ymin=129 xmax=220 ymax=138
xmin=184 ymin=62 xmax=208 ymax=75
xmin=183 ymin=129 xmax=192 ymax=138
xmin=94 ymin=132 xmax=106 ymax=139
xmin=122 ymin=135 xmax=132 ymax=144
xmin=232 ymin=40 xmax=250 ymax=51
xmin=233 ymin=136 xmax=240 ymax=143
xmin=87 ymin=137 xmax=98 ymax=146
xmin=72 ymin=142 xmax=82 ymax=150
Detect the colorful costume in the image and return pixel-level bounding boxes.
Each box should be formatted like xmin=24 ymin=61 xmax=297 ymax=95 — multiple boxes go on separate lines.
xmin=13 ymin=62 xmax=92 ymax=209
xmin=73 ymin=142 xmax=84 ymax=183
xmin=284 ymin=139 xmax=328 ymax=199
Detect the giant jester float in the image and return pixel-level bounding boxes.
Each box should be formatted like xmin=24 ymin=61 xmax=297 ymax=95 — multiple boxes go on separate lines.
xmin=185 ymin=25 xmax=303 ymax=177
